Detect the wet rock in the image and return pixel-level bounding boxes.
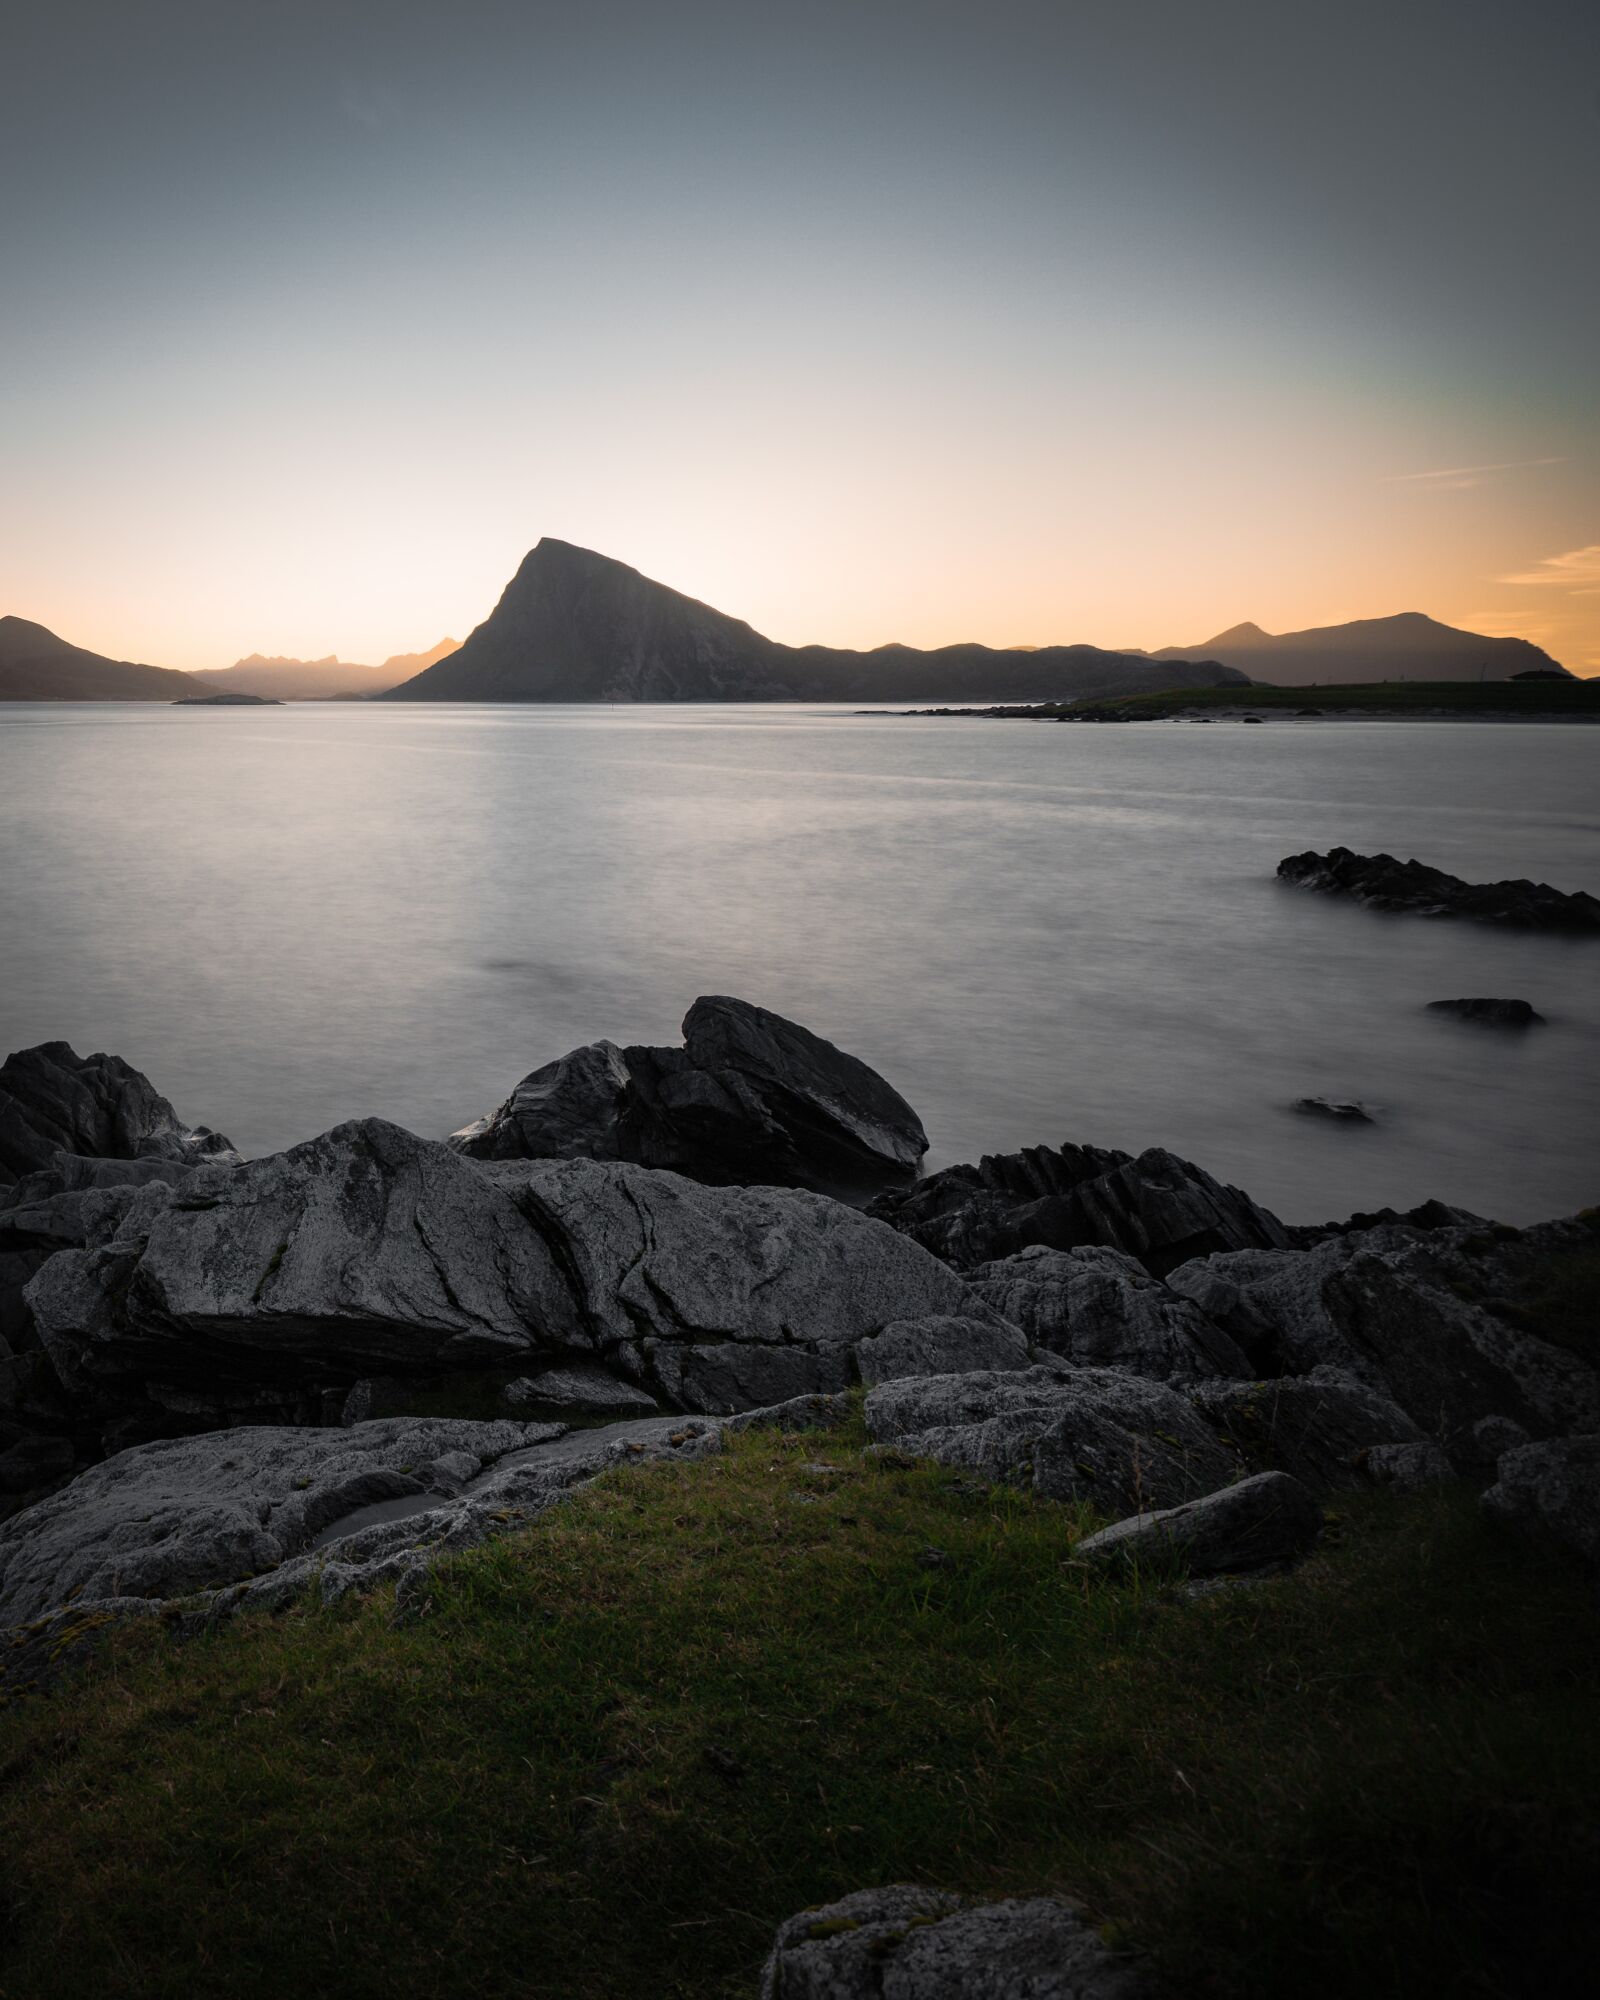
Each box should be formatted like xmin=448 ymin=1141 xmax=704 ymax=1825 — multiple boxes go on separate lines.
xmin=1187 ymin=1367 xmax=1424 ymax=1491
xmin=0 ymin=1041 xmax=237 ymax=1187
xmin=867 ymin=1141 xmax=1291 ymax=1277
xmin=759 ymin=1884 xmax=1152 ymax=1999
xmin=1277 ymin=847 xmax=1600 ymax=933
xmin=965 ymin=1244 xmax=1252 ymax=1379
xmin=1426 ymin=998 xmax=1546 ymax=1027
xmin=451 ymin=995 xmax=928 ymax=1200
xmin=864 ymin=1363 xmax=1239 ymax=1513
xmin=1295 ymin=1097 xmax=1372 ymax=1122
xmin=854 ymin=1314 xmax=1031 ymax=1386
xmin=1482 ymin=1436 xmax=1600 ymax=1571
xmin=1076 ymin=1470 xmax=1322 ymax=1576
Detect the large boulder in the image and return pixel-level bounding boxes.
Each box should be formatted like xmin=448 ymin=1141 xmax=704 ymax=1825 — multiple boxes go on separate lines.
xmin=854 ymin=1315 xmax=1031 ymax=1387
xmin=1277 ymin=847 xmax=1600 ymax=933
xmin=450 ymin=995 xmax=928 ymax=1200
xmin=864 ymin=1364 xmax=1239 ymax=1514
xmin=0 ymin=1041 xmax=236 ymax=1186
xmin=24 ymin=1119 xmax=984 ymax=1432
xmin=1075 ymin=1469 xmax=1322 ymax=1577
xmin=1167 ymin=1218 xmax=1600 ymax=1473
xmin=760 ymin=1884 xmax=1152 ymax=1999
xmin=867 ymin=1141 xmax=1290 ymax=1277
xmin=965 ymin=1244 xmax=1252 ymax=1379
xmin=1482 ymin=1436 xmax=1600 ymax=1572
xmin=1186 ymin=1367 xmax=1426 ymax=1492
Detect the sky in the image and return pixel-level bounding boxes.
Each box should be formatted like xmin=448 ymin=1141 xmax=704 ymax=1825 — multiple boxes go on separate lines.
xmin=2 ymin=0 xmax=1596 ymax=673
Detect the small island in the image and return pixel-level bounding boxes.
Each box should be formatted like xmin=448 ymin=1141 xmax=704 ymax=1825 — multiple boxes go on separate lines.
xmin=171 ymin=691 xmax=282 ymax=705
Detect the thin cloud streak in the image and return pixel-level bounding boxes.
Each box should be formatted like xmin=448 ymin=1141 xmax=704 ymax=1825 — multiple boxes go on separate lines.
xmin=1387 ymin=456 xmax=1565 ymax=486
xmin=1496 ymin=544 xmax=1600 ymax=590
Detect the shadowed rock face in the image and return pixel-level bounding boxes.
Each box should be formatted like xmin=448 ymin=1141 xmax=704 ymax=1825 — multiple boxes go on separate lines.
xmin=377 ymin=538 xmax=1250 ymax=704
xmin=23 ymin=1118 xmax=986 ymax=1432
xmin=867 ymin=1140 xmax=1291 ymax=1277
xmin=1278 ymin=848 xmax=1600 ymax=932
xmin=0 ymin=1042 xmax=236 ymax=1187
xmin=451 ymin=995 xmax=928 ymax=1201
xmin=1076 ymin=1469 xmax=1323 ymax=1577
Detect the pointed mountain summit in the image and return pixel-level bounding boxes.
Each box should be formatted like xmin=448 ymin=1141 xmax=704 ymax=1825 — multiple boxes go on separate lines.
xmin=0 ymin=617 xmax=200 ymax=700
xmin=380 ymin=541 xmax=1249 ymax=703
xmin=1150 ymin=611 xmax=1568 ymax=685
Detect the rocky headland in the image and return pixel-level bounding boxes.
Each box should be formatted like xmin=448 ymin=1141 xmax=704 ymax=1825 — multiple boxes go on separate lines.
xmin=1277 ymin=846 xmax=1600 ymax=931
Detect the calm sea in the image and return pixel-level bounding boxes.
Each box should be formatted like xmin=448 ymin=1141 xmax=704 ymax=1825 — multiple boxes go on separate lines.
xmin=1 ymin=702 xmax=1595 ymax=1227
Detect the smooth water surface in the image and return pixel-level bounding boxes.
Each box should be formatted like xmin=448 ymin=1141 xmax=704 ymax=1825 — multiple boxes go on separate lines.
xmin=1 ymin=703 xmax=1596 ymax=1225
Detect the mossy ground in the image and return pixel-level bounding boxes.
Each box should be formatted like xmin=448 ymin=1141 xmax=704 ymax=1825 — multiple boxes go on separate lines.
xmin=0 ymin=1409 xmax=1594 ymax=1999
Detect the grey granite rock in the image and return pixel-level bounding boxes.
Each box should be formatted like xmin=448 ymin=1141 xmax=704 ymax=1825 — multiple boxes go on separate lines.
xmin=1186 ymin=1367 xmax=1425 ymax=1492
xmin=1075 ymin=1469 xmax=1323 ymax=1576
xmin=965 ymin=1244 xmax=1251 ymax=1379
xmin=867 ymin=1140 xmax=1290 ymax=1277
xmin=865 ymin=1363 xmax=1239 ymax=1513
xmin=0 ymin=1041 xmax=237 ymax=1186
xmin=451 ymin=995 xmax=927 ymax=1200
xmin=503 ymin=1364 xmax=661 ymax=1416
xmin=759 ymin=1883 xmax=1152 ymax=1998
xmin=1482 ymin=1435 xmax=1600 ymax=1570
xmin=854 ymin=1314 xmax=1031 ymax=1387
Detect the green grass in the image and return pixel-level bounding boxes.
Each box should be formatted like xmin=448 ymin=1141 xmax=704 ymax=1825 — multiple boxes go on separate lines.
xmin=930 ymin=679 xmax=1600 ymax=721
xmin=0 ymin=1412 xmax=1594 ymax=1999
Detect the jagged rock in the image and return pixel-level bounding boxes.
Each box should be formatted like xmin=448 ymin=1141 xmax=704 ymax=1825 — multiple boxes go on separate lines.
xmin=854 ymin=1315 xmax=1031 ymax=1387
xmin=1075 ymin=1470 xmax=1322 ymax=1576
xmin=1482 ymin=1436 xmax=1600 ymax=1571
xmin=0 ymin=1041 xmax=237 ymax=1186
xmin=1288 ymin=1198 xmax=1485 ymax=1247
xmin=1186 ymin=1367 xmax=1424 ymax=1491
xmin=964 ymin=1244 xmax=1251 ymax=1379
xmin=867 ymin=1141 xmax=1291 ymax=1277
xmin=25 ymin=1120 xmax=981 ymax=1431
xmin=1167 ymin=1218 xmax=1600 ymax=1473
xmin=1365 ymin=1441 xmax=1454 ymax=1491
xmin=864 ymin=1364 xmax=1239 ymax=1513
xmin=451 ymin=995 xmax=928 ymax=1200
xmin=1277 ymin=848 xmax=1600 ymax=933
xmin=1426 ymin=998 xmax=1546 ymax=1027
xmin=503 ymin=1364 xmax=661 ymax=1416
xmin=759 ymin=1884 xmax=1152 ymax=1999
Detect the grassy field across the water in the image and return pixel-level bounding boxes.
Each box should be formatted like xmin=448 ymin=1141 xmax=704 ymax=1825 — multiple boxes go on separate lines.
xmin=0 ymin=1409 xmax=1595 ymax=2000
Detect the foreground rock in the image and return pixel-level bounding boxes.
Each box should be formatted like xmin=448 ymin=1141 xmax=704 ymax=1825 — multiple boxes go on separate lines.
xmin=24 ymin=1119 xmax=984 ymax=1435
xmin=1187 ymin=1369 xmax=1425 ymax=1492
xmin=1075 ymin=1469 xmax=1323 ymax=1576
xmin=760 ymin=1884 xmax=1151 ymax=2000
xmin=1482 ymin=1437 xmax=1600 ymax=1572
xmin=1426 ymin=997 xmax=1546 ymax=1027
xmin=0 ymin=1395 xmax=848 ymax=1685
xmin=964 ymin=1244 xmax=1251 ymax=1379
xmin=867 ymin=1141 xmax=1291 ymax=1276
xmin=450 ymin=995 xmax=928 ymax=1200
xmin=865 ymin=1364 xmax=1239 ymax=1513
xmin=0 ymin=1041 xmax=235 ymax=1187
xmin=1278 ymin=847 xmax=1600 ymax=933
xmin=1168 ymin=1217 xmax=1600 ymax=1473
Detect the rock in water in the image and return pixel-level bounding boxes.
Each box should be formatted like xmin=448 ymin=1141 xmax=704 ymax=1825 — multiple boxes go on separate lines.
xmin=1295 ymin=1097 xmax=1373 ymax=1122
xmin=1277 ymin=848 xmax=1600 ymax=932
xmin=1075 ymin=1470 xmax=1323 ymax=1576
xmin=867 ymin=1140 xmax=1291 ymax=1276
xmin=450 ymin=995 xmax=928 ymax=1199
xmin=0 ymin=1041 xmax=236 ymax=1186
xmin=760 ymin=1884 xmax=1153 ymax=1999
xmin=1426 ymin=998 xmax=1547 ymax=1027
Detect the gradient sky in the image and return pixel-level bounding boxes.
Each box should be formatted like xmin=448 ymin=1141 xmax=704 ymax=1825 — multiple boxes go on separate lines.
xmin=3 ymin=0 xmax=1596 ymax=672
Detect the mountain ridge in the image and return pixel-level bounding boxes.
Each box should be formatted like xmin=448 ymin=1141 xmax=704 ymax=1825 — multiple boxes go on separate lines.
xmin=380 ymin=541 xmax=1251 ymax=703
xmin=1138 ymin=611 xmax=1569 ymax=685
xmin=194 ymin=638 xmax=459 ymax=701
xmin=0 ymin=617 xmax=200 ymax=701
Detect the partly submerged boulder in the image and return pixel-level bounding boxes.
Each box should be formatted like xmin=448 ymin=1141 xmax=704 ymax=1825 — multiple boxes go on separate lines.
xmin=0 ymin=1041 xmax=236 ymax=1186
xmin=1426 ymin=998 xmax=1547 ymax=1028
xmin=1277 ymin=848 xmax=1600 ymax=933
xmin=760 ymin=1884 xmax=1152 ymax=1999
xmin=864 ymin=1364 xmax=1239 ymax=1514
xmin=965 ymin=1244 xmax=1252 ymax=1379
xmin=450 ymin=995 xmax=928 ymax=1200
xmin=1075 ymin=1469 xmax=1322 ymax=1577
xmin=867 ymin=1140 xmax=1291 ymax=1276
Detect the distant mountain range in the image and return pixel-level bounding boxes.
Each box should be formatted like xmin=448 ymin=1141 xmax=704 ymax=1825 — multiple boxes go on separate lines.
xmin=194 ymin=640 xmax=459 ymax=701
xmin=0 ymin=616 xmax=197 ymax=701
xmin=1134 ymin=613 xmax=1570 ymax=686
xmin=378 ymin=541 xmax=1249 ymax=703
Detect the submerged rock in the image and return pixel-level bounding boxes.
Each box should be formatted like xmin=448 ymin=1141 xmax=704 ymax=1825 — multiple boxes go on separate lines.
xmin=760 ymin=1883 xmax=1152 ymax=1999
xmin=1426 ymin=997 xmax=1547 ymax=1027
xmin=450 ymin=995 xmax=928 ymax=1200
xmin=864 ymin=1364 xmax=1239 ymax=1514
xmin=1277 ymin=847 xmax=1600 ymax=932
xmin=1075 ymin=1469 xmax=1322 ymax=1576
xmin=1294 ymin=1097 xmax=1373 ymax=1123
xmin=867 ymin=1140 xmax=1291 ymax=1277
